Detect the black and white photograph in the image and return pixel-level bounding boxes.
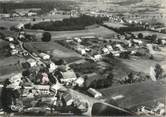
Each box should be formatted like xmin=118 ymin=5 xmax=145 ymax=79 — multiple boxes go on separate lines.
xmin=0 ymin=0 xmax=166 ymax=116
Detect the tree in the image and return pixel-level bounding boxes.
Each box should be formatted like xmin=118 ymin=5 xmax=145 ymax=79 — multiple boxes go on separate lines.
xmin=150 ymin=64 xmax=163 ymax=81
xmin=138 ymin=33 xmax=143 ymax=39
xmin=151 ymin=34 xmax=157 ymax=43
xmin=154 ymin=64 xmax=163 ymax=79
xmin=0 ymin=32 xmax=5 ymax=39
xmin=41 ymin=32 xmax=51 ymax=42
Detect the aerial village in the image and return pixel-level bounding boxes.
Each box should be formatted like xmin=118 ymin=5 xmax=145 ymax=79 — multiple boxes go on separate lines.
xmin=0 ymin=0 xmax=165 ymax=116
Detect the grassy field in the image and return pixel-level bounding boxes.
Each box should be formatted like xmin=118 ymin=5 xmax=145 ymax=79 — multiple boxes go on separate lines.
xmin=120 ymin=57 xmax=157 ymax=74
xmin=118 ymin=45 xmax=166 ymax=75
xmin=104 ymin=22 xmax=128 ymax=29
xmin=24 ymin=42 xmax=81 ymax=59
xmin=25 ymin=25 xmax=117 ymax=40
xmin=0 ymin=57 xmax=24 ymax=82
xmin=101 ymin=78 xmax=166 ymax=109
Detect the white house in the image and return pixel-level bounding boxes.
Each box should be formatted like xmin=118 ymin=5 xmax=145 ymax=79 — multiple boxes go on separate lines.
xmin=102 ymin=47 xmax=110 ymax=54
xmin=115 ymin=44 xmax=125 ymax=51
xmin=133 ymin=39 xmax=143 ymax=45
xmin=161 ymin=39 xmax=166 ymax=45
xmin=60 ymin=69 xmax=77 ymax=83
xmin=39 ymin=53 xmax=50 ymax=60
xmin=5 ymin=37 xmax=14 ymax=42
xmin=27 ymin=12 xmax=37 ymax=16
xmin=93 ymin=54 xmax=102 ymax=61
xmin=49 ymin=62 xmax=58 ymax=73
xmin=19 ymin=34 xmax=25 ymax=40
xmin=74 ymin=37 xmax=82 ymax=43
xmin=7 ymin=73 xmax=22 ymax=89
xmin=27 ymin=58 xmax=37 ymax=67
xmin=10 ymin=49 xmax=19 ymax=55
xmin=77 ymin=46 xmax=87 ymax=55
xmin=107 ymin=45 xmax=113 ymax=51
xmin=9 ymin=43 xmax=15 ymax=49
xmin=74 ymin=77 xmax=85 ymax=87
xmin=111 ymin=51 xmax=120 ymax=57
xmin=15 ymin=23 xmax=24 ymax=30
xmin=87 ymin=88 xmax=102 ymax=98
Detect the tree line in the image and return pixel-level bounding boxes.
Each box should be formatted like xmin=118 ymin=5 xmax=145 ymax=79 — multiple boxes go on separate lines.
xmin=25 ymin=15 xmax=109 ymax=31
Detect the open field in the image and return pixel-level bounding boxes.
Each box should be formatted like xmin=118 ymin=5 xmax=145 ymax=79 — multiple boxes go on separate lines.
xmin=0 ymin=29 xmax=17 ymax=37
xmin=101 ymin=78 xmax=166 ymax=109
xmin=104 ymin=22 xmax=128 ymax=29
xmin=0 ymin=20 xmax=22 ymax=29
xmin=24 ymin=42 xmax=81 ymax=59
xmin=119 ymin=46 xmax=166 ymax=75
xmin=121 ymin=58 xmax=157 ymax=74
xmin=26 ymin=25 xmax=117 ymax=40
xmin=0 ymin=14 xmax=70 ymax=29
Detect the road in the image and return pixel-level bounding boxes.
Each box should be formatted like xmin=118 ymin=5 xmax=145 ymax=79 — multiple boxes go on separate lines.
xmin=68 ymin=89 xmax=135 ymax=116
xmin=0 ymin=30 xmax=136 ymax=116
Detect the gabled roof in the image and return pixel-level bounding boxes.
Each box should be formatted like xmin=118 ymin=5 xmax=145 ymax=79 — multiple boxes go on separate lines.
xmin=61 ymin=69 xmax=77 ymax=80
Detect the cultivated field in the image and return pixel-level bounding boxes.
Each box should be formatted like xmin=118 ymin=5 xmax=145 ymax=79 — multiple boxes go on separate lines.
xmin=24 ymin=42 xmax=81 ymax=59
xmin=101 ymin=78 xmax=166 ymax=109
xmin=104 ymin=22 xmax=127 ymax=29
xmin=26 ymin=25 xmax=117 ymax=40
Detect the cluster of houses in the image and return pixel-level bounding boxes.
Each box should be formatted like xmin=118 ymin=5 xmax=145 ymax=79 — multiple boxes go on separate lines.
xmin=49 ymin=8 xmax=80 ymax=17
xmin=3 ymin=71 xmax=89 ymax=114
xmin=0 ymin=8 xmax=40 ymax=19
xmin=2 ymin=37 xmax=105 ymax=114
xmin=137 ymin=102 xmax=165 ymax=116
xmin=83 ymin=9 xmax=166 ymax=33
xmin=57 ymin=33 xmax=161 ymax=62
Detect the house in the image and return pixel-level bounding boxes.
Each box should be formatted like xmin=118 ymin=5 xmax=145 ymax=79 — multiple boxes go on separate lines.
xmin=106 ymin=45 xmax=113 ymax=51
xmin=85 ymin=47 xmax=91 ymax=52
xmin=48 ymin=62 xmax=58 ymax=73
xmin=78 ymin=48 xmax=86 ymax=55
xmin=93 ymin=54 xmax=102 ymax=61
xmin=77 ymin=45 xmax=87 ymax=55
xmin=87 ymin=88 xmax=102 ymax=98
xmin=41 ymin=72 xmax=49 ymax=85
xmin=66 ymin=39 xmax=73 ymax=43
xmin=19 ymin=34 xmax=25 ymax=40
xmin=33 ymin=85 xmax=50 ymax=95
xmin=0 ymin=13 xmax=10 ymax=18
xmin=60 ymin=69 xmax=77 ymax=83
xmin=161 ymin=39 xmax=166 ymax=45
xmin=39 ymin=53 xmax=50 ymax=60
xmin=15 ymin=23 xmax=24 ymax=30
xmin=7 ymin=73 xmax=22 ymax=89
xmin=133 ymin=39 xmax=143 ymax=45
xmin=73 ymin=37 xmax=82 ymax=43
xmin=10 ymin=49 xmax=19 ymax=55
xmin=27 ymin=12 xmax=37 ymax=16
xmin=27 ymin=59 xmax=37 ymax=67
xmin=115 ymin=44 xmax=125 ymax=52
xmin=111 ymin=51 xmax=120 ymax=57
xmin=102 ymin=47 xmax=110 ymax=54
xmin=74 ymin=77 xmax=85 ymax=87
xmin=51 ymin=83 xmax=67 ymax=94
xmin=12 ymin=13 xmax=19 ymax=17
xmin=9 ymin=43 xmax=15 ymax=49
xmin=5 ymin=37 xmax=14 ymax=42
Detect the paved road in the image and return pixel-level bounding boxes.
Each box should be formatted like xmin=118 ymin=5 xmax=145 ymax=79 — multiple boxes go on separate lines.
xmin=68 ymin=89 xmax=134 ymax=116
